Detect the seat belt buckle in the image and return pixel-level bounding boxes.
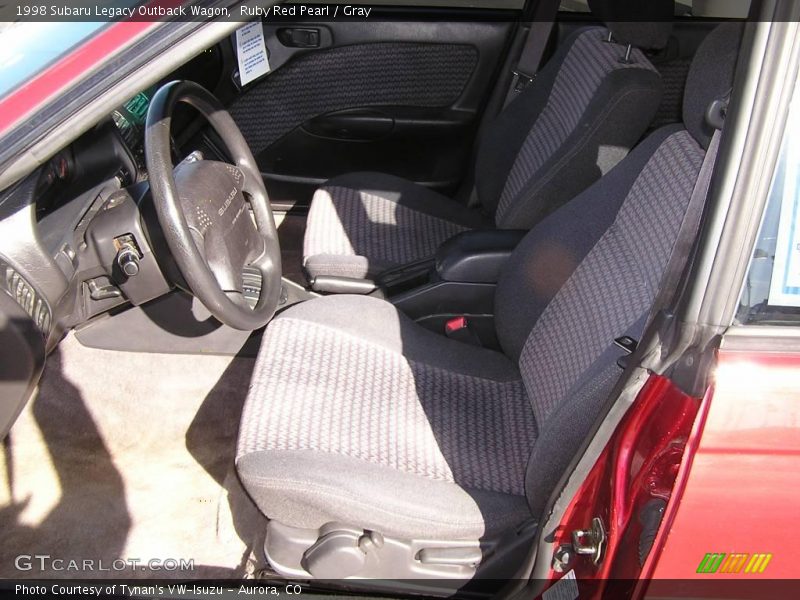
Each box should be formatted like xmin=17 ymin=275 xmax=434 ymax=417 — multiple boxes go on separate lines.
xmin=614 ymin=336 xmax=638 ymax=369
xmin=445 ymin=316 xmax=482 ymax=347
xmin=512 ymin=70 xmax=535 ymax=92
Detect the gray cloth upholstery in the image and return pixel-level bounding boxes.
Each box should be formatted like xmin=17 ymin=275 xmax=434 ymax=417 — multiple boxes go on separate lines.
xmin=518 ymin=130 xmax=704 ymax=516
xmin=303 ymin=173 xmax=490 ymax=280
xmin=515 ymin=130 xmax=705 ymax=424
xmin=492 ymin=27 xmax=661 ymax=227
xmin=524 ymin=315 xmax=646 ymax=518
xmin=229 ymin=42 xmax=478 ymax=154
xmin=303 ymin=24 xmax=663 ymax=280
xmin=236 ymin=24 xmax=742 ymax=546
xmin=651 ymin=56 xmax=693 ymax=129
xmin=494 ymin=124 xmax=684 ymax=360
xmin=491 ymin=23 xmax=742 ymax=360
xmin=236 ymin=452 xmax=533 ymax=541
xmin=238 ymin=128 xmax=705 ymax=541
xmin=683 ymin=23 xmax=744 ymax=149
xmin=237 ymin=295 xmax=535 ymax=539
xmin=273 ymin=294 xmax=521 ymax=380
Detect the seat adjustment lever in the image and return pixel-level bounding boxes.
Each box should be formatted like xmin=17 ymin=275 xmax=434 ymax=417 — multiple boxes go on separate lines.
xmin=417 ymin=546 xmax=482 ymax=567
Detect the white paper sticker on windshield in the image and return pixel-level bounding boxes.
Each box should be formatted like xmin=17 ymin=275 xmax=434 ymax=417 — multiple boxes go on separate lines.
xmin=235 ymin=21 xmax=270 ymax=86
xmin=768 ymin=81 xmax=800 ymax=308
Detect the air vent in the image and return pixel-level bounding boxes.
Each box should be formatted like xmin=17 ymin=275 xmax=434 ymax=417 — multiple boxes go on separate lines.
xmin=1 ymin=260 xmax=51 ymax=335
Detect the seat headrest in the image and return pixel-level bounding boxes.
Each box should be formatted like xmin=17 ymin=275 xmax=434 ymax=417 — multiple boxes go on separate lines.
xmin=683 ymin=23 xmax=745 ymax=149
xmin=587 ymin=0 xmax=674 ymax=50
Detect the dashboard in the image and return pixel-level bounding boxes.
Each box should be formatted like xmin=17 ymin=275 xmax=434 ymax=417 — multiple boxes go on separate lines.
xmin=34 ymin=59 xmax=222 ymax=260
xmin=15 ymin=48 xmax=224 ymax=341
xmin=0 ymin=40 xmax=229 ymax=438
xmin=111 ymin=87 xmax=156 ymax=157
xmin=35 ymin=121 xmax=138 ymax=255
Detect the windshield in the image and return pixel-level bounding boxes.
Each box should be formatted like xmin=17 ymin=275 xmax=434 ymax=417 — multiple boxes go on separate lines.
xmin=0 ymin=22 xmax=109 ymax=99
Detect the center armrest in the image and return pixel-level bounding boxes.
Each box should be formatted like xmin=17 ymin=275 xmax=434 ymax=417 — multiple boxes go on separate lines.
xmin=435 ymin=229 xmax=527 ymax=283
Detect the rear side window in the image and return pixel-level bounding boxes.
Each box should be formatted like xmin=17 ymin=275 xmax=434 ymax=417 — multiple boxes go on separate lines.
xmin=557 ymin=0 xmax=750 ymax=18
xmin=738 ymin=77 xmax=800 ymax=325
xmin=558 ymin=0 xmax=591 ymax=12
xmin=680 ymin=1 xmax=751 ymax=17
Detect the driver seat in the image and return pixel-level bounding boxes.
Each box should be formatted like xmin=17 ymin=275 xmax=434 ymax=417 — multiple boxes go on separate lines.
xmin=236 ymin=24 xmax=741 ymax=580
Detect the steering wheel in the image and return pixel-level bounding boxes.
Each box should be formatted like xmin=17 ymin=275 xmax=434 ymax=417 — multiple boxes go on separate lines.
xmin=145 ymin=80 xmax=281 ymax=331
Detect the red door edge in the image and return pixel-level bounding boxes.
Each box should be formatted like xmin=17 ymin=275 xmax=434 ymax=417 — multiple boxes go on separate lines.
xmin=540 ymin=373 xmax=704 ymax=600
xmin=634 ymin=382 xmax=714 ymax=596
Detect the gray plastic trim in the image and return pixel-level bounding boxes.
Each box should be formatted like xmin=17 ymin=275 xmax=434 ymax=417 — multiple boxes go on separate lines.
xmin=720 ymin=324 xmax=800 ymax=352
xmin=263 ymin=518 xmax=537 ymax=587
xmin=682 ymin=7 xmax=800 ymax=329
xmin=74 ymin=278 xmax=315 ymax=356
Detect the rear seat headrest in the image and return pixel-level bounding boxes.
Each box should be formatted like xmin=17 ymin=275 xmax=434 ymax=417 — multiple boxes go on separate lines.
xmin=683 ymin=23 xmax=745 ymax=149
xmin=587 ymin=0 xmax=674 ymax=50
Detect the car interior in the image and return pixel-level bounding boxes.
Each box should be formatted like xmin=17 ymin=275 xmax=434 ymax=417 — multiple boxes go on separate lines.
xmin=0 ymin=0 xmax=750 ymax=594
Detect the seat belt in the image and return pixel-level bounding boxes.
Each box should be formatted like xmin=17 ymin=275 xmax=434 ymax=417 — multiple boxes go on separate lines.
xmin=503 ymin=0 xmax=561 ymax=108
xmin=461 ymin=1 xmax=560 ymax=206
xmin=616 ymin=115 xmax=724 ymax=369
xmin=649 ymin=127 xmax=722 ymax=320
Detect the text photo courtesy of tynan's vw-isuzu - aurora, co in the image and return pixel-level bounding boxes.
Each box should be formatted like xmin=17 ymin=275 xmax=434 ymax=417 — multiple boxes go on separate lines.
xmin=0 ymin=1 xmax=799 ymax=599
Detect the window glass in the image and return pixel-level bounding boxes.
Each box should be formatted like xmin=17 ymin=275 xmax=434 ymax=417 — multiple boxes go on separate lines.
xmin=738 ymin=77 xmax=800 ymax=325
xmin=686 ymin=0 xmax=750 ymax=17
xmin=0 ymin=22 xmax=107 ymax=100
xmin=557 ymin=0 xmax=750 ymax=18
xmin=0 ymin=1 xmax=155 ymax=101
xmin=558 ymin=0 xmax=591 ymax=12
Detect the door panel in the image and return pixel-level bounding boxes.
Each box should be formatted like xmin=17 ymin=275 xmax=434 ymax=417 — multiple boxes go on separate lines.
xmin=220 ymin=17 xmax=515 ymax=208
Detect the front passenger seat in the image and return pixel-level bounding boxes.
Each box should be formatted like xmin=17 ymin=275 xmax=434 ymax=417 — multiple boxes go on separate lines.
xmin=302 ymin=0 xmax=674 ymax=282
xmin=237 ymin=23 xmax=743 ymax=581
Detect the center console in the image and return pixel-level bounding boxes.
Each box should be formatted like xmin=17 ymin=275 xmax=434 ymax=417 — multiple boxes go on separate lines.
xmin=387 ymin=229 xmax=526 ymax=348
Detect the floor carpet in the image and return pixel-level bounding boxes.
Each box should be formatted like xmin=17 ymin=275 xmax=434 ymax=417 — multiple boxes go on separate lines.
xmin=0 ymin=333 xmax=266 ymax=579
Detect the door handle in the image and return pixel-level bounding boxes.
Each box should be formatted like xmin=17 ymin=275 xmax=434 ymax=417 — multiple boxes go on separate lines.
xmin=303 ymin=109 xmax=395 ymax=141
xmin=277 ymin=28 xmax=321 ymax=48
